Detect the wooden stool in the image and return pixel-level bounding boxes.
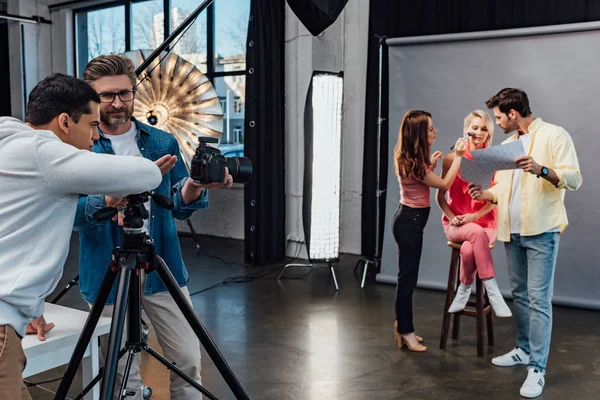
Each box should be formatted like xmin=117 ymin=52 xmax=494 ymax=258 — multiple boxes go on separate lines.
xmin=439 ymin=241 xmax=494 ymax=357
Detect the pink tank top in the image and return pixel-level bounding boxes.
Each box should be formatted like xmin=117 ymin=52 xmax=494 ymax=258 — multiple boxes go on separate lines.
xmin=442 ymin=147 xmax=497 ymax=228
xmin=399 ymin=167 xmax=430 ymax=208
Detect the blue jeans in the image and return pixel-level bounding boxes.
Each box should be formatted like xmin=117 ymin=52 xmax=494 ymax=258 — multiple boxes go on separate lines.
xmin=505 ymin=232 xmax=560 ymax=372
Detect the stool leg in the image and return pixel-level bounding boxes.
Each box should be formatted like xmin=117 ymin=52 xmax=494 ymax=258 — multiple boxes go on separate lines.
xmin=440 ymin=248 xmax=460 ymax=350
xmin=486 ymin=293 xmax=494 ymax=346
xmin=452 ymin=313 xmax=461 ymax=339
xmin=476 ymin=276 xmax=485 ymax=357
xmin=451 ymin=256 xmax=462 ymax=340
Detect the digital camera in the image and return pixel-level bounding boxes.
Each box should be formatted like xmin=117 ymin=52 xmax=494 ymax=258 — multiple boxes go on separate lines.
xmin=190 ymin=137 xmax=252 ymax=184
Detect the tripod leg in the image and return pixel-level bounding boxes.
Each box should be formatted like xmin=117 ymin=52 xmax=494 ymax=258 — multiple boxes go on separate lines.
xmin=73 ymin=348 xmax=129 ymax=400
xmin=143 ymin=346 xmax=218 ymax=400
xmin=117 ymin=351 xmax=136 ymax=400
xmin=55 ymin=268 xmax=119 ymax=400
xmin=50 ymin=274 xmax=80 ymax=304
xmin=155 ymin=256 xmax=250 ymax=400
xmin=100 ymin=268 xmax=133 ymax=399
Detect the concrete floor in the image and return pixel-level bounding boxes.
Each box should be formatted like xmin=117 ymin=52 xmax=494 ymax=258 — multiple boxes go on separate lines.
xmin=26 ymin=233 xmax=600 ymax=400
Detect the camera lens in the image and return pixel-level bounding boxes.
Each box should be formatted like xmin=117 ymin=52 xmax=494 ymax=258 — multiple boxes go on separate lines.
xmin=226 ymin=156 xmax=252 ymax=184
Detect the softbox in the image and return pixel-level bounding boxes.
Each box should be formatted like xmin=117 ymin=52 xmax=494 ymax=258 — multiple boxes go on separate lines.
xmin=286 ymin=0 xmax=349 ymax=36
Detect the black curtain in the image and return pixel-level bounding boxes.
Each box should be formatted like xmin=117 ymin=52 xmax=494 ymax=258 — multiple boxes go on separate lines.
xmin=0 ymin=21 xmax=10 ymax=117
xmin=361 ymin=0 xmax=600 ymax=262
xmin=244 ymin=0 xmax=286 ymax=265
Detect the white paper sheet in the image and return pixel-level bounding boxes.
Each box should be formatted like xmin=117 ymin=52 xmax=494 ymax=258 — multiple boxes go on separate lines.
xmin=459 ymin=158 xmax=495 ymax=188
xmin=459 ymin=140 xmax=526 ymax=188
xmin=470 ymin=140 xmax=526 ymax=169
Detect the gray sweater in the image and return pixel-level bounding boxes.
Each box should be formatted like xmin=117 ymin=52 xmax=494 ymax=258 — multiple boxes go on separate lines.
xmin=0 ymin=117 xmax=162 ymax=336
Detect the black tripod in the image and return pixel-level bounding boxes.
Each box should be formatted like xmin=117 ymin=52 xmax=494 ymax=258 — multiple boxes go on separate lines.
xmin=54 ymin=192 xmax=249 ymax=400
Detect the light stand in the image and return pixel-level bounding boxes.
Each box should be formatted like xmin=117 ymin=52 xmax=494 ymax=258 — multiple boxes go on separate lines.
xmin=354 ymin=36 xmax=388 ymax=288
xmin=277 ymin=71 xmax=343 ymax=291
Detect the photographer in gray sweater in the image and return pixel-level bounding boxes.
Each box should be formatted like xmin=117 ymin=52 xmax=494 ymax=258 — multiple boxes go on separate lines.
xmin=0 ymin=73 xmax=162 ymax=400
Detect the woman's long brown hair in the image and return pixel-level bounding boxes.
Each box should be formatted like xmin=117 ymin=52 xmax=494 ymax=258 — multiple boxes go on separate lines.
xmin=394 ymin=110 xmax=432 ymax=179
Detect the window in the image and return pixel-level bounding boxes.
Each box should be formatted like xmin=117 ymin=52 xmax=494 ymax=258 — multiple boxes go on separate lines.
xmin=75 ymin=5 xmax=125 ymax=76
xmin=233 ymin=96 xmax=242 ymax=114
xmin=132 ymin=0 xmax=163 ymax=51
xmin=233 ymin=126 xmax=243 ymax=144
xmin=215 ymin=0 xmax=249 ymax=69
xmin=74 ymin=0 xmax=249 ymax=148
xmin=170 ymin=0 xmax=208 ymax=73
xmin=219 ymin=97 xmax=227 ymax=115
xmin=214 ymin=76 xmax=245 ymax=146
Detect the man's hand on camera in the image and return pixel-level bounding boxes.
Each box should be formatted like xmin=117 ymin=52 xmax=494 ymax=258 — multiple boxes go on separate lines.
xmin=155 ymin=154 xmax=178 ymax=176
xmin=105 ymin=196 xmax=127 ymax=226
xmin=182 ymin=168 xmax=233 ymax=204
xmin=26 ymin=315 xmax=55 ymax=341
xmin=105 ymin=196 xmax=125 ymax=208
xmin=191 ymin=167 xmax=234 ymax=190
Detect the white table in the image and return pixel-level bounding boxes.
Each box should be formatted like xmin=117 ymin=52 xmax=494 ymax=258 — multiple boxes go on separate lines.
xmin=22 ymin=303 xmax=112 ymax=400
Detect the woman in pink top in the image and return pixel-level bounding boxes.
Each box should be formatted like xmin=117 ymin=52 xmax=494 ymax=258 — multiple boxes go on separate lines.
xmin=393 ymin=110 xmax=466 ymax=352
xmin=436 ymin=110 xmax=511 ymax=317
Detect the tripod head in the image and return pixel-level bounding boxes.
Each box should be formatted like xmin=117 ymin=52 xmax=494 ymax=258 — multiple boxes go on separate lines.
xmin=93 ymin=192 xmax=174 ymax=232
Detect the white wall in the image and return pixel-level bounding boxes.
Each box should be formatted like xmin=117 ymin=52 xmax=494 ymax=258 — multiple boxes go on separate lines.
xmin=8 ymin=0 xmax=371 ymax=258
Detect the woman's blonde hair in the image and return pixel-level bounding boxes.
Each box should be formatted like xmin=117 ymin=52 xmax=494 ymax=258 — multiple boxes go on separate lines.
xmin=463 ymin=109 xmax=494 ymax=147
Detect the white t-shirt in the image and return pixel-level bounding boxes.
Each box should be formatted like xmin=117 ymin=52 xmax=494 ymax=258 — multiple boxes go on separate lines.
xmin=106 ymin=123 xmax=152 ymax=234
xmin=509 ymin=133 xmax=559 ymax=234
xmin=509 ymin=133 xmax=531 ymax=234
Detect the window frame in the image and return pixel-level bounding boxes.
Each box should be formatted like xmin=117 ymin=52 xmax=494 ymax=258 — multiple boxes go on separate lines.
xmin=73 ymin=0 xmax=247 ymax=80
xmin=73 ymin=0 xmax=248 ymax=149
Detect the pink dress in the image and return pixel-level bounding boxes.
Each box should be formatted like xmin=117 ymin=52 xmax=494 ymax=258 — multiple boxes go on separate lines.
xmin=442 ymin=146 xmax=498 ymax=285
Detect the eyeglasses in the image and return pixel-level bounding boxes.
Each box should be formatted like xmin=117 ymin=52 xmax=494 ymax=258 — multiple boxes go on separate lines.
xmin=98 ymin=90 xmax=136 ymax=104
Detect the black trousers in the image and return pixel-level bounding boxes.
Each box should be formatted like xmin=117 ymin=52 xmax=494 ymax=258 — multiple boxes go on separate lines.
xmin=393 ymin=204 xmax=430 ymax=334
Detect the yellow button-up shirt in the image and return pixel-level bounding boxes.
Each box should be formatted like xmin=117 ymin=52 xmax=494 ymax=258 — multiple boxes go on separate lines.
xmin=488 ymin=118 xmax=582 ymax=242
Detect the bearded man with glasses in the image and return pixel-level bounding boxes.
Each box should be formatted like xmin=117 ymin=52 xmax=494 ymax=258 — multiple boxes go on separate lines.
xmin=73 ymin=54 xmax=232 ymax=400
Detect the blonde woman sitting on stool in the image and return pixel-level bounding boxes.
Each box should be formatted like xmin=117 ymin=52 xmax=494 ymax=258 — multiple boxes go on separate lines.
xmin=436 ymin=110 xmax=512 ymax=317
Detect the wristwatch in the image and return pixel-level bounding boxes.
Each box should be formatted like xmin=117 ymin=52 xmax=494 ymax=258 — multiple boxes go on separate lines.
xmin=538 ymin=166 xmax=549 ymax=178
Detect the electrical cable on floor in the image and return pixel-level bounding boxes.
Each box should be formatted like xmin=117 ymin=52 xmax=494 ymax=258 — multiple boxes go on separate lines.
xmin=196 ymin=244 xmax=247 ymax=268
xmin=188 ymin=239 xmax=306 ymax=296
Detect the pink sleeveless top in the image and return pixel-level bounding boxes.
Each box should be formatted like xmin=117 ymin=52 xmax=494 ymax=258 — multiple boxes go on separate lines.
xmin=441 ymin=146 xmax=497 ymax=228
xmin=399 ymin=167 xmax=430 ymax=208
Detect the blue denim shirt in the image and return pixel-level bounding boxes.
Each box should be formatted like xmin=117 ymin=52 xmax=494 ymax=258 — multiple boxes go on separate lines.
xmin=74 ymin=118 xmax=207 ymax=304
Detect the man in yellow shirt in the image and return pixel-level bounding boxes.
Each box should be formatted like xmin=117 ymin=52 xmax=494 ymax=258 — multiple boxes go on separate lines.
xmin=469 ymin=88 xmax=582 ymax=399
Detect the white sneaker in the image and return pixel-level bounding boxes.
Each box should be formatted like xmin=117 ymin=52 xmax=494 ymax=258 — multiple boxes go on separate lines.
xmin=483 ymin=278 xmax=512 ymax=317
xmin=520 ymin=368 xmax=545 ymax=398
xmin=448 ymin=283 xmax=471 ymax=313
xmin=491 ymin=347 xmax=530 ymax=367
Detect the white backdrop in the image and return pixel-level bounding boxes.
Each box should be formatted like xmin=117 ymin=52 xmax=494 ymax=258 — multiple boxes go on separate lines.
xmin=376 ymin=23 xmax=600 ymax=310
